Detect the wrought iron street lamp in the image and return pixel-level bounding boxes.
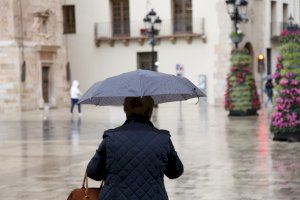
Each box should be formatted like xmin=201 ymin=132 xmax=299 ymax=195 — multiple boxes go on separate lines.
xmin=287 ymin=15 xmax=299 ymax=31
xmin=288 ymin=15 xmax=294 ymax=26
xmin=225 ymin=0 xmax=249 ymax=49
xmin=143 ymin=9 xmax=162 ymax=71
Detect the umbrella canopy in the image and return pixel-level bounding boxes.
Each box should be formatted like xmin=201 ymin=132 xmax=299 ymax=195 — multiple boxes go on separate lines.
xmin=79 ymin=70 xmax=206 ymax=106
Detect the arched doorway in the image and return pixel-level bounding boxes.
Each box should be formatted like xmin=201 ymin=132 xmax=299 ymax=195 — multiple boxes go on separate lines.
xmin=244 ymin=42 xmax=263 ymax=102
xmin=244 ymin=42 xmax=255 ymax=73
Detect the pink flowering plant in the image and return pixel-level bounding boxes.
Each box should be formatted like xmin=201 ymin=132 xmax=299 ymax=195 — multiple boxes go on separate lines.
xmin=271 ymin=29 xmax=300 ymax=134
xmin=225 ymin=49 xmax=261 ymax=113
xmin=280 ymin=29 xmax=300 ymax=43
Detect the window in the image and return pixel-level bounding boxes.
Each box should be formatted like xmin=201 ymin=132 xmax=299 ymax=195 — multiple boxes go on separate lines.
xmin=137 ymin=52 xmax=157 ymax=71
xmin=63 ymin=5 xmax=76 ymax=34
xmin=283 ymin=3 xmax=289 ymax=31
xmin=283 ymin=3 xmax=289 ymax=22
xmin=271 ymin=1 xmax=277 ymax=36
xmin=173 ymin=0 xmax=192 ymax=34
xmin=111 ymin=0 xmax=130 ymax=37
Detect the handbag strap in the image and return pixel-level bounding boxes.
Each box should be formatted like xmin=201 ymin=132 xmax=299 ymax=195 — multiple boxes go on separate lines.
xmin=82 ymin=170 xmax=104 ymax=198
xmin=82 ymin=171 xmax=88 ymax=188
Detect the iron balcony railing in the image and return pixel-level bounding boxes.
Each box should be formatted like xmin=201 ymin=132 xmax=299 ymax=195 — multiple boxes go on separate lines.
xmin=95 ymin=18 xmax=205 ymax=39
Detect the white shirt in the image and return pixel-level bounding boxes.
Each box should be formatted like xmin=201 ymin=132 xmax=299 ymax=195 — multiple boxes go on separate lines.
xmin=70 ymin=80 xmax=82 ymax=99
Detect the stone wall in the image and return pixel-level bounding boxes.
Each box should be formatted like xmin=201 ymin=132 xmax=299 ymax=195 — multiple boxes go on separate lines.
xmin=213 ymin=1 xmax=232 ymax=106
xmin=0 ymin=46 xmax=21 ymax=113
xmin=213 ymin=0 xmax=267 ymax=105
xmin=0 ymin=0 xmax=69 ymax=113
xmin=0 ymin=0 xmax=21 ymax=113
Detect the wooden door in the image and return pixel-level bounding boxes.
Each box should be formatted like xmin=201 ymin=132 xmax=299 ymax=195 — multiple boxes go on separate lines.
xmin=42 ymin=67 xmax=50 ymax=103
xmin=137 ymin=52 xmax=157 ymax=70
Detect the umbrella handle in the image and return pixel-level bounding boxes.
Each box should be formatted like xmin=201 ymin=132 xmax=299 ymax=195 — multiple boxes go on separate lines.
xmin=194 ymin=88 xmax=200 ymax=104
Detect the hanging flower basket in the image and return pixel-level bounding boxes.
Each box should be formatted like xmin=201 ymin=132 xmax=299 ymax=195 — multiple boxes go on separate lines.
xmin=140 ymin=28 xmax=147 ymax=36
xmin=230 ymin=32 xmax=245 ymax=44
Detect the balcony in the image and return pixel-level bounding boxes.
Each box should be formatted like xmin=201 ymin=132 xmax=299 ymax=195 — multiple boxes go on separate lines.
xmin=271 ymin=21 xmax=289 ymax=40
xmin=94 ymin=18 xmax=206 ymax=47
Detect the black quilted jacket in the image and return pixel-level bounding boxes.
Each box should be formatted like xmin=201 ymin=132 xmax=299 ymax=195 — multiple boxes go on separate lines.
xmin=87 ymin=117 xmax=184 ymax=200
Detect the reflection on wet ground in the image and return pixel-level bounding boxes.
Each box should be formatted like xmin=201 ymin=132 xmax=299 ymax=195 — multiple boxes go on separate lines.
xmin=0 ymin=102 xmax=299 ymax=200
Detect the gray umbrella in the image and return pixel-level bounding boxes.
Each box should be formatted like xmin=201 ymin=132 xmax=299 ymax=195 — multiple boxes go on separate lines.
xmin=79 ymin=70 xmax=206 ymax=106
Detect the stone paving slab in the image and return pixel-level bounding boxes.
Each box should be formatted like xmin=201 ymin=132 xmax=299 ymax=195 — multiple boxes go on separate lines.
xmin=0 ymin=102 xmax=299 ymax=200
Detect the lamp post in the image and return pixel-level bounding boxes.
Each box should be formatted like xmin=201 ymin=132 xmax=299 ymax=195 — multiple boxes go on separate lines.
xmin=287 ymin=15 xmax=299 ymax=31
xmin=288 ymin=15 xmax=294 ymax=26
xmin=225 ymin=0 xmax=249 ymax=49
xmin=257 ymin=53 xmax=265 ymax=102
xmin=143 ymin=9 xmax=162 ymax=71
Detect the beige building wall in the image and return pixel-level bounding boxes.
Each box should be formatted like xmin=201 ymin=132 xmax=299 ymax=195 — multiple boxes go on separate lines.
xmin=63 ymin=0 xmax=232 ymax=105
xmin=214 ymin=1 xmax=232 ymax=105
xmin=0 ymin=0 xmax=69 ymax=113
xmin=0 ymin=0 xmax=22 ymax=113
xmin=264 ymin=0 xmax=300 ymax=74
xmin=240 ymin=0 xmax=300 ymax=96
xmin=238 ymin=0 xmax=267 ymax=95
xmin=63 ymin=0 xmax=299 ymax=106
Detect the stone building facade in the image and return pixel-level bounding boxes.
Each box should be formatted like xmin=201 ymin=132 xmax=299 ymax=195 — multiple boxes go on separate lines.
xmin=63 ymin=0 xmax=233 ymax=105
xmin=263 ymin=0 xmax=300 ymax=74
xmin=0 ymin=0 xmax=69 ymax=113
xmin=240 ymin=0 xmax=300 ymax=96
xmin=63 ymin=0 xmax=299 ymax=106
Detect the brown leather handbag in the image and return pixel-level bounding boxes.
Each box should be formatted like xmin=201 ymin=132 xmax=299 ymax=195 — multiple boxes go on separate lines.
xmin=67 ymin=172 xmax=104 ymax=200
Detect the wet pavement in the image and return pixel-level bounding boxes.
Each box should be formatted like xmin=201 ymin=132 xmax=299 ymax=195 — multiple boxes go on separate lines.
xmin=0 ymin=102 xmax=299 ymax=200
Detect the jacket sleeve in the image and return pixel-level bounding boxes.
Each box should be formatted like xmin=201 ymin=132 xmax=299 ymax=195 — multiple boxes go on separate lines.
xmin=86 ymin=138 xmax=107 ymax=181
xmin=77 ymin=88 xmax=82 ymax=96
xmin=164 ymin=138 xmax=184 ymax=179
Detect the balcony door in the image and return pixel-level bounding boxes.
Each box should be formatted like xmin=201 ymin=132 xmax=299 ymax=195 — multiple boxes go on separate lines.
xmin=173 ymin=0 xmax=193 ymax=34
xmin=111 ymin=0 xmax=130 ymax=37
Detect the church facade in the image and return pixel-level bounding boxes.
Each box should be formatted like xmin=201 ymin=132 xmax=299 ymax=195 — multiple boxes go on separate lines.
xmin=0 ymin=0 xmax=69 ymax=113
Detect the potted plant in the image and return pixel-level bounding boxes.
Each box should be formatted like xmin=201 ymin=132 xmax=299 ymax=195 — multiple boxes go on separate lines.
xmin=271 ymin=28 xmax=300 ymax=142
xmin=225 ymin=49 xmax=261 ymax=116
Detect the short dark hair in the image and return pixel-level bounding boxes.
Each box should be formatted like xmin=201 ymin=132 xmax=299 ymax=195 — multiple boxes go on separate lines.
xmin=124 ymin=96 xmax=154 ymax=119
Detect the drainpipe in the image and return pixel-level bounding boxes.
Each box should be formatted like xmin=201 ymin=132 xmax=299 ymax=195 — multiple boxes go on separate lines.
xmin=19 ymin=0 xmax=26 ymax=82
xmin=64 ymin=0 xmax=71 ymax=83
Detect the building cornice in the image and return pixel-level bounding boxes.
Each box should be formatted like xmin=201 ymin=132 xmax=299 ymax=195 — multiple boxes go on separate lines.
xmin=34 ymin=45 xmax=60 ymax=52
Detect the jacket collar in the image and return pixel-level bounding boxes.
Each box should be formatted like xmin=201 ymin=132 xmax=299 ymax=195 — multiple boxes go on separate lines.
xmin=123 ymin=117 xmax=154 ymax=127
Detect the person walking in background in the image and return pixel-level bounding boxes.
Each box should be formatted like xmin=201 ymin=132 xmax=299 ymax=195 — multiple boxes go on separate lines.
xmin=265 ymin=79 xmax=274 ymax=106
xmin=86 ymin=96 xmax=184 ymax=200
xmin=70 ymin=80 xmax=82 ymax=115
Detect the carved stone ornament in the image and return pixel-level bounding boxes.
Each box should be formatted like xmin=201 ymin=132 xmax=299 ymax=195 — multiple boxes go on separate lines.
xmin=30 ymin=8 xmax=56 ymax=39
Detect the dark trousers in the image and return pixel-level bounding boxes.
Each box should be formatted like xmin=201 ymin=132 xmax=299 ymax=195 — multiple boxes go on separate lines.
xmin=71 ymin=98 xmax=81 ymax=113
xmin=266 ymin=90 xmax=273 ymax=103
